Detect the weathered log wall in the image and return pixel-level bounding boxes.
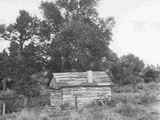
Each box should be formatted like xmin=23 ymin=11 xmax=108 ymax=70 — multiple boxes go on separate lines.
xmin=50 ymin=86 xmax=111 ymax=107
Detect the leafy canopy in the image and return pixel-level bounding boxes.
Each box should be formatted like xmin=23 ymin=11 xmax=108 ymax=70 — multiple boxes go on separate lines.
xmin=40 ymin=0 xmax=115 ymax=72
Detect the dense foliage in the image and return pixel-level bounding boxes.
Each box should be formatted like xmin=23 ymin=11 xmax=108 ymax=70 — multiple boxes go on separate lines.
xmin=111 ymin=54 xmax=145 ymax=85
xmin=110 ymin=54 xmax=160 ymax=85
xmin=39 ymin=0 xmax=115 ymax=72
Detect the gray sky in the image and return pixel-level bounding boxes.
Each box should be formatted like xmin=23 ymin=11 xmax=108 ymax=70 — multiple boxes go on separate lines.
xmin=0 ymin=0 xmax=160 ymax=65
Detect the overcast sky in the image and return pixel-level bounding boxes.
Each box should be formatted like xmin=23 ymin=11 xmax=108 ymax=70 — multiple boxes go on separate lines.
xmin=0 ymin=0 xmax=160 ymax=65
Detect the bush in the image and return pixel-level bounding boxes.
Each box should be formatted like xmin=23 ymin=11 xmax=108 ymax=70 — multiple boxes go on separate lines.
xmin=17 ymin=109 xmax=38 ymax=120
xmin=5 ymin=97 xmax=24 ymax=113
xmin=69 ymin=107 xmax=126 ymax=120
xmin=17 ymin=109 xmax=50 ymax=120
xmin=113 ymin=102 xmax=156 ymax=120
xmin=112 ymin=85 xmax=136 ymax=93
xmin=138 ymin=91 xmax=157 ymax=105
xmin=110 ymin=92 xmax=142 ymax=106
xmin=114 ymin=102 xmax=139 ymax=117
xmin=111 ymin=82 xmax=158 ymax=105
xmin=27 ymin=94 xmax=50 ymax=107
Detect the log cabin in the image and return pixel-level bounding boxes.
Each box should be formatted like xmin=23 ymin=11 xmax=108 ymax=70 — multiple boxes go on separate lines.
xmin=48 ymin=70 xmax=112 ymax=109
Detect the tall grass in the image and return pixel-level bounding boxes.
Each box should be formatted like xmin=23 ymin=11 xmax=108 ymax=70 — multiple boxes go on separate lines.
xmin=1 ymin=82 xmax=158 ymax=120
xmin=12 ymin=105 xmax=156 ymax=120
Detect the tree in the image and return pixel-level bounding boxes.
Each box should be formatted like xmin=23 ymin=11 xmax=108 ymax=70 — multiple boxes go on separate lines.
xmin=7 ymin=42 xmax=45 ymax=105
xmin=0 ymin=24 xmax=5 ymax=34
xmin=40 ymin=0 xmax=115 ymax=72
xmin=142 ymin=65 xmax=159 ymax=82
xmin=1 ymin=11 xmax=33 ymax=51
xmin=0 ymin=10 xmax=45 ymax=105
xmin=111 ymin=54 xmax=145 ymax=85
xmin=0 ymin=50 xmax=11 ymax=90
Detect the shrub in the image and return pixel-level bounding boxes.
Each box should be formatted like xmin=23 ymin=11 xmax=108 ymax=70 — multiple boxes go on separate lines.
xmin=17 ymin=109 xmax=39 ymax=120
xmin=69 ymin=107 xmax=126 ymax=120
xmin=27 ymin=94 xmax=50 ymax=107
xmin=138 ymin=91 xmax=157 ymax=105
xmin=136 ymin=82 xmax=158 ymax=104
xmin=111 ymin=82 xmax=158 ymax=105
xmin=39 ymin=112 xmax=50 ymax=120
xmin=114 ymin=102 xmax=154 ymax=119
xmin=114 ymin=102 xmax=137 ymax=117
xmin=16 ymin=109 xmax=50 ymax=120
xmin=4 ymin=97 xmax=24 ymax=113
xmin=112 ymin=85 xmax=136 ymax=93
xmin=110 ymin=92 xmax=142 ymax=106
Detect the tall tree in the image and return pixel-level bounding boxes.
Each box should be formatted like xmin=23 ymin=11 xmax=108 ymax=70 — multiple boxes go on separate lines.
xmin=0 ymin=24 xmax=5 ymax=34
xmin=40 ymin=0 xmax=115 ymax=72
xmin=0 ymin=50 xmax=11 ymax=90
xmin=1 ymin=10 xmax=32 ymax=52
xmin=0 ymin=10 xmax=44 ymax=105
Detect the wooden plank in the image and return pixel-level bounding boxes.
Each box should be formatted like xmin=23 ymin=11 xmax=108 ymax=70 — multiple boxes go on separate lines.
xmin=55 ymin=77 xmax=87 ymax=81
xmin=54 ymin=72 xmax=87 ymax=78
xmin=97 ymin=82 xmax=112 ymax=86
xmin=50 ymin=82 xmax=111 ymax=88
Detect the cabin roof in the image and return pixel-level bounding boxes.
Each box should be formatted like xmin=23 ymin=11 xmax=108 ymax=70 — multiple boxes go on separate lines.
xmin=49 ymin=71 xmax=112 ymax=89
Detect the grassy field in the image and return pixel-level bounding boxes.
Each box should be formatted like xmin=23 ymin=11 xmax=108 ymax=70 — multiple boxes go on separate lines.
xmin=0 ymin=82 xmax=159 ymax=120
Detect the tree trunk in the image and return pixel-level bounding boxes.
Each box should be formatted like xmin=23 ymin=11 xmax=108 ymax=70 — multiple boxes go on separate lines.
xmin=61 ymin=56 xmax=64 ymax=72
xmin=2 ymin=79 xmax=7 ymax=91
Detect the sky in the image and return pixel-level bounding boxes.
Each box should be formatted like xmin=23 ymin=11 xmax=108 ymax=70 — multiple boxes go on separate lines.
xmin=0 ymin=0 xmax=160 ymax=65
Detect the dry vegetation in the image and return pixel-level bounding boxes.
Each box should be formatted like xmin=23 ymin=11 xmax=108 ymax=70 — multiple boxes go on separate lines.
xmin=0 ymin=82 xmax=159 ymax=120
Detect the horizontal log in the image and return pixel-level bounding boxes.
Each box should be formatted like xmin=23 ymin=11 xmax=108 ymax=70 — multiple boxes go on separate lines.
xmin=97 ymin=82 xmax=112 ymax=85
xmin=55 ymin=76 xmax=87 ymax=79
xmin=54 ymin=72 xmax=87 ymax=77
xmin=67 ymin=87 xmax=111 ymax=91
xmin=93 ymin=76 xmax=110 ymax=80
xmin=62 ymin=87 xmax=111 ymax=93
xmin=55 ymin=78 xmax=87 ymax=81
xmin=63 ymin=91 xmax=110 ymax=95
xmin=50 ymin=83 xmax=112 ymax=89
xmin=70 ymin=90 xmax=111 ymax=95
xmin=53 ymin=71 xmax=108 ymax=77
xmin=54 ymin=72 xmax=87 ymax=75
